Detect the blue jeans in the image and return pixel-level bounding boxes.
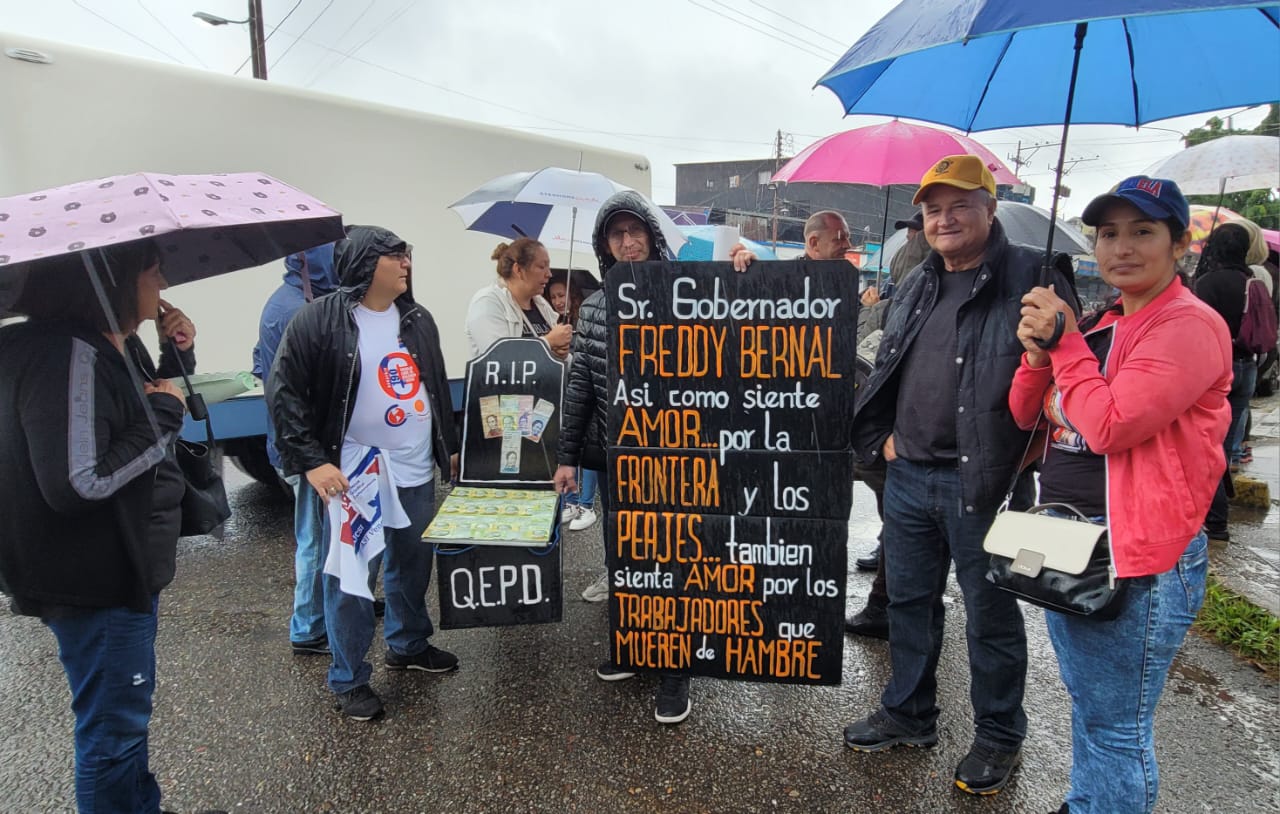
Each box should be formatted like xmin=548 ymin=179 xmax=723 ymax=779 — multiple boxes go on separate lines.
xmin=324 ymin=480 xmax=438 ymax=694
xmin=1227 ymin=358 xmax=1257 ymax=462
xmin=285 ymin=471 xmax=327 ymax=644
xmin=1205 ymin=358 xmax=1258 ymax=532
xmin=1047 ymin=532 xmax=1208 ymax=814
xmin=564 ymin=467 xmax=599 ymax=507
xmin=879 ymin=458 xmax=1027 ymax=751
xmin=44 ymin=598 xmax=162 ymax=814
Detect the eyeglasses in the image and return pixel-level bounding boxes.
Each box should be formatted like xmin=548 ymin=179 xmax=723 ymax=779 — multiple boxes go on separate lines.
xmin=383 ymin=245 xmax=413 ymax=262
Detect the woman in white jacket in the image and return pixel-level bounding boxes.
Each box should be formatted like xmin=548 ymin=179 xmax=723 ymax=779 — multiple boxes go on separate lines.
xmin=465 ymin=239 xmax=572 ymax=359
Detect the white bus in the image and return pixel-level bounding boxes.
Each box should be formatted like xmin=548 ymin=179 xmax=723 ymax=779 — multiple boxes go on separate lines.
xmin=1 ymin=32 xmax=651 ymax=483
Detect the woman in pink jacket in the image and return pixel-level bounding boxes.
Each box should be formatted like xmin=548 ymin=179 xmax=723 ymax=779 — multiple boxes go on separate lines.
xmin=1009 ymin=176 xmax=1232 ymax=814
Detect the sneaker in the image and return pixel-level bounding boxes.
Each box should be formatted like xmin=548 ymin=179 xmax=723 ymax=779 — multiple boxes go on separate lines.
xmin=569 ymin=506 xmax=599 ymax=532
xmin=581 ymin=572 xmax=610 ymax=603
xmin=844 ymin=606 xmax=889 ymax=640
xmin=561 ymin=504 xmax=582 ymax=523
xmin=954 ymin=743 xmax=1021 ymax=795
xmin=843 ymin=710 xmax=937 ymax=752
xmin=654 ymin=674 xmax=691 ymax=724
xmin=373 ymin=598 xmax=385 ymax=618
xmin=334 ymin=685 xmax=384 ymax=721
xmin=595 ymin=661 xmax=637 ymax=682
xmin=855 ymin=544 xmax=881 ymax=572
xmin=385 ymin=645 xmax=459 ymax=673
xmin=291 ymin=635 xmax=330 ymax=656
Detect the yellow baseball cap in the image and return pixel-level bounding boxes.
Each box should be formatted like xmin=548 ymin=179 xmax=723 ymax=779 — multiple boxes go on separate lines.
xmin=912 ymin=154 xmax=997 ymax=204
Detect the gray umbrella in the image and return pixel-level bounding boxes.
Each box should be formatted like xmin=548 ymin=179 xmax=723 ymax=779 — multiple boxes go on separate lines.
xmin=867 ymin=200 xmax=1092 ymax=271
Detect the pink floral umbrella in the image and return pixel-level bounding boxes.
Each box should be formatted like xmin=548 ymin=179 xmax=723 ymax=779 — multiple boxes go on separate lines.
xmin=0 ymin=171 xmax=344 ymax=286
xmin=772 ymin=119 xmax=1020 ymax=186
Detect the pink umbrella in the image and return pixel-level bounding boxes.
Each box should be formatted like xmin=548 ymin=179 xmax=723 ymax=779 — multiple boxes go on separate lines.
xmin=0 ymin=171 xmax=344 ymax=286
xmin=1264 ymin=227 xmax=1280 ymax=255
xmin=772 ymin=120 xmax=1020 ymax=186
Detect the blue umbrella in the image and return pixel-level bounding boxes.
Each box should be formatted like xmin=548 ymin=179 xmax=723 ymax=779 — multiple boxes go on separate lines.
xmin=816 ymin=1 xmax=1280 ymax=284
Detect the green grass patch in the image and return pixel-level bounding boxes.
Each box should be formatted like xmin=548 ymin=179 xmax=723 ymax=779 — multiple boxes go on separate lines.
xmin=1196 ymin=576 xmax=1280 ymax=673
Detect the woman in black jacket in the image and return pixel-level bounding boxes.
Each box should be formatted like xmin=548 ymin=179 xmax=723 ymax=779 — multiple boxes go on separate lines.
xmin=0 ymin=240 xmax=187 ymax=814
xmin=1193 ymin=223 xmax=1256 ymax=541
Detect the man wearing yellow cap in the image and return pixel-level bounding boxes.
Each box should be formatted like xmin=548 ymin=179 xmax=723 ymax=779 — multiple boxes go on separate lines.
xmin=843 ymin=155 xmax=1075 ymax=796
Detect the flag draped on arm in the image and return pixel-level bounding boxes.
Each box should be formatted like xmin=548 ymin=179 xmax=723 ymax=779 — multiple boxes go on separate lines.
xmin=324 ymin=447 xmax=409 ymax=600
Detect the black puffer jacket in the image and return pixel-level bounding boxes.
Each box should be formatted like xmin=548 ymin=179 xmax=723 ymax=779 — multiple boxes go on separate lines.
xmin=558 ymin=192 xmax=676 ymax=468
xmin=854 ymin=219 xmax=1075 ymax=513
xmin=267 ymin=226 xmax=459 ymax=478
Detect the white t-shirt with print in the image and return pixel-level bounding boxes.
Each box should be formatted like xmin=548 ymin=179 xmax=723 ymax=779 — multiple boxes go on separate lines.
xmin=344 ymin=304 xmax=434 ymax=486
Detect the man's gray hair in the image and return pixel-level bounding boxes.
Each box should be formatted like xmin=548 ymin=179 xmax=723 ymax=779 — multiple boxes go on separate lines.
xmin=804 ymin=210 xmax=848 ymax=238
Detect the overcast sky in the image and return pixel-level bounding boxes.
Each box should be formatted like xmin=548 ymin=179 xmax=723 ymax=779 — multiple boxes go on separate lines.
xmin=2 ymin=0 xmax=1269 ymax=222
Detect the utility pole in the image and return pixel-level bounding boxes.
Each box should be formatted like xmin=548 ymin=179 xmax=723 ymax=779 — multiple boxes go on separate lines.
xmin=770 ymin=129 xmax=783 ymax=249
xmin=1008 ymin=140 xmax=1058 ymax=177
xmin=248 ymin=0 xmax=268 ymax=80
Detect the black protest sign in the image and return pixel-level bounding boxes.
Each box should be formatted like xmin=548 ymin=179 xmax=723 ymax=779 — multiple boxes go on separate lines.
xmin=607 ymin=449 xmax=855 ymax=518
xmin=436 ymin=539 xmax=562 ymax=629
xmin=459 ymin=337 xmax=564 ymax=487
xmin=603 ymin=259 xmax=858 ymax=685
xmin=608 ymin=261 xmax=858 ymax=449
xmin=605 ymin=513 xmax=846 ymax=684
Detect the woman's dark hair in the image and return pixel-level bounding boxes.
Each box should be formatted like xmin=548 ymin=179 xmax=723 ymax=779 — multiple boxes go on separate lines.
xmin=1194 ymin=222 xmax=1250 ymax=279
xmin=491 ymin=238 xmax=544 ymax=280
xmin=14 ymin=239 xmax=159 ymax=331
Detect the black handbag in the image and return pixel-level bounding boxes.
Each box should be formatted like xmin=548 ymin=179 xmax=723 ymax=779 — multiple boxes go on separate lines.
xmin=168 ymin=339 xmax=231 ymax=536
xmin=983 ymin=502 xmax=1127 ymax=620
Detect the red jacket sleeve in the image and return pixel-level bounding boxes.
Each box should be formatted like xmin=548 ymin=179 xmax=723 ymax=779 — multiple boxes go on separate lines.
xmin=1048 ymin=308 xmax=1229 ymax=455
xmin=1008 ymin=353 xmax=1054 ymax=431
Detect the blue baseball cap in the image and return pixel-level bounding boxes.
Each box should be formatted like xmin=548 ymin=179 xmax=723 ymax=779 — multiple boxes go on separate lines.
xmin=1081 ymin=176 xmax=1190 ymax=231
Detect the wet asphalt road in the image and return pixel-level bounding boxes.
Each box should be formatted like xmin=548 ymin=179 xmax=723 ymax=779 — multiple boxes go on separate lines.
xmin=1 ymin=471 xmax=1276 ymax=814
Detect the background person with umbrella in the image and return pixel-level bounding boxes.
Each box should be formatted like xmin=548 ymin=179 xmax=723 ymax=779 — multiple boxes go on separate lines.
xmin=544 ymin=268 xmax=606 ymax=538
xmin=0 ymin=241 xmax=192 ymax=814
xmin=1193 ymin=222 xmax=1262 ymax=540
xmin=0 ymin=170 xmax=342 ymax=813
xmin=464 ymin=237 xmax=571 ymax=359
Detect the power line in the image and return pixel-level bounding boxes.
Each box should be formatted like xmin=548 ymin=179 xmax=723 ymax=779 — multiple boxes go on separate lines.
xmin=303 ymin=0 xmax=416 ymax=87
xmin=297 ymin=0 xmax=379 ymax=85
xmin=703 ymin=0 xmax=841 ymax=58
xmin=745 ymin=0 xmax=849 ymax=49
xmin=234 ymin=0 xmax=307 ymax=76
xmin=136 ymin=0 xmax=208 ymax=67
xmin=514 ymin=125 xmax=775 ymax=148
xmin=71 ymin=0 xmax=184 ymax=64
xmin=270 ymin=30 xmax=733 ymax=159
xmin=265 ymin=0 xmax=336 ymax=72
xmin=684 ymin=0 xmax=836 ymax=63
xmin=265 ymin=0 xmax=307 ymax=43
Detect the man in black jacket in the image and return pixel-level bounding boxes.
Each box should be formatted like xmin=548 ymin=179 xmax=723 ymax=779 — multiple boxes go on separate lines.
xmin=268 ymin=225 xmax=460 ymax=721
xmin=842 ymin=156 xmax=1073 ymax=796
xmin=552 ymin=190 xmax=696 ymax=724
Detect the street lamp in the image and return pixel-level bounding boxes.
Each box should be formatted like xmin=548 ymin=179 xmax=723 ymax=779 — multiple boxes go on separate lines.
xmin=193 ymin=1 xmax=267 ymax=80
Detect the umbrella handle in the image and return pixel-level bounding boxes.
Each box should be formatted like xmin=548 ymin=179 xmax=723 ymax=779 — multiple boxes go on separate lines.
xmin=1032 ymin=311 xmax=1066 ymax=350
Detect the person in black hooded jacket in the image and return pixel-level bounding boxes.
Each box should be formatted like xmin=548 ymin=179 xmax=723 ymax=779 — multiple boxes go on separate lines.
xmin=1193 ymin=222 xmax=1258 ymax=541
xmin=552 ymin=190 xmax=698 ymax=725
xmin=267 ymin=225 xmax=460 ymax=721
xmin=0 ymin=240 xmax=189 ymax=813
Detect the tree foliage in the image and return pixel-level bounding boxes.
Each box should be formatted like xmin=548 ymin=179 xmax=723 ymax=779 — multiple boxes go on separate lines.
xmin=1182 ymin=104 xmax=1279 ymax=229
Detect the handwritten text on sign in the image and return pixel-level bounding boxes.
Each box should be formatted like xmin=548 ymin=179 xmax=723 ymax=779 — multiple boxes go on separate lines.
xmin=605 ymin=260 xmax=858 ymax=685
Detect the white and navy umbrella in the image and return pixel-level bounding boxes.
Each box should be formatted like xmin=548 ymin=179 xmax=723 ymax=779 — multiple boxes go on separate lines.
xmin=449 ymin=167 xmax=633 ymax=252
